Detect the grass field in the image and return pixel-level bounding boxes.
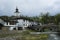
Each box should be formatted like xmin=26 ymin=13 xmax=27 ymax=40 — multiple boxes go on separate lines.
xmin=0 ymin=30 xmax=48 ymax=40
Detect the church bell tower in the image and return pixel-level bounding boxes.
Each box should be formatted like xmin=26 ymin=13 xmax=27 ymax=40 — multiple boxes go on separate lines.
xmin=14 ymin=7 xmax=20 ymax=17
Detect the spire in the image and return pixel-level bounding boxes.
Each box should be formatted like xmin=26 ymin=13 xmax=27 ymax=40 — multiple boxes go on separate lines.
xmin=15 ymin=7 xmax=20 ymax=13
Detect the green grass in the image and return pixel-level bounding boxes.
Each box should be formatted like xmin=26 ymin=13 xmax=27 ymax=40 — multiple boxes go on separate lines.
xmin=0 ymin=31 xmax=48 ymax=40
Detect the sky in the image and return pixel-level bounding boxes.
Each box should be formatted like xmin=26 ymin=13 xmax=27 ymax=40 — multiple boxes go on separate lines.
xmin=0 ymin=0 xmax=60 ymax=16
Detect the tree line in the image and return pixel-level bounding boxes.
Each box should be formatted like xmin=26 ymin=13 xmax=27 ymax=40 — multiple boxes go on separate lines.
xmin=0 ymin=13 xmax=60 ymax=25
xmin=24 ymin=13 xmax=60 ymax=25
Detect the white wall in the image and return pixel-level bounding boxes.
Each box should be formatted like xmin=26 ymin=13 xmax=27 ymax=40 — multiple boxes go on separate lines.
xmin=0 ymin=19 xmax=5 ymax=25
xmin=4 ymin=22 xmax=17 ymax=27
xmin=17 ymin=19 xmax=31 ymax=27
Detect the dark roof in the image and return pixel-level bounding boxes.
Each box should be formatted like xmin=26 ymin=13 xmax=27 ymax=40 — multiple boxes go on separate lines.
xmin=8 ymin=20 xmax=18 ymax=23
xmin=0 ymin=16 xmax=18 ymax=23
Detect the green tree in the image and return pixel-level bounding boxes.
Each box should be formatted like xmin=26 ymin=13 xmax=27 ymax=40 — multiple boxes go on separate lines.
xmin=40 ymin=12 xmax=50 ymax=24
xmin=54 ymin=13 xmax=60 ymax=24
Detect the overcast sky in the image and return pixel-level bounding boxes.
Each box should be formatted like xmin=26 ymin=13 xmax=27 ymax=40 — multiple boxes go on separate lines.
xmin=0 ymin=0 xmax=60 ymax=16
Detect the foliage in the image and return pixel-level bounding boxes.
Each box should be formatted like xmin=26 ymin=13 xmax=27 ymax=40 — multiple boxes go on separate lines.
xmin=0 ymin=13 xmax=60 ymax=25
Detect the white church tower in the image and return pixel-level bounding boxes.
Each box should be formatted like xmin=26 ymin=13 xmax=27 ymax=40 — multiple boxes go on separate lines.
xmin=14 ymin=7 xmax=20 ymax=17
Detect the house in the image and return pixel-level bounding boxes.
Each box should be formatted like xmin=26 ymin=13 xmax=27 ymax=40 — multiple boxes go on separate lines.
xmin=3 ymin=18 xmax=31 ymax=31
xmin=0 ymin=18 xmax=18 ymax=31
xmin=4 ymin=20 xmax=18 ymax=30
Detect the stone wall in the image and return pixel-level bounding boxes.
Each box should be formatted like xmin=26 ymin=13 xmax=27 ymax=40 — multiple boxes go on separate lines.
xmin=2 ymin=27 xmax=9 ymax=31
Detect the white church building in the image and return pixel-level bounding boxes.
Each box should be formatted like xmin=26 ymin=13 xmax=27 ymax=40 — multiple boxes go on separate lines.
xmin=4 ymin=7 xmax=32 ymax=31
